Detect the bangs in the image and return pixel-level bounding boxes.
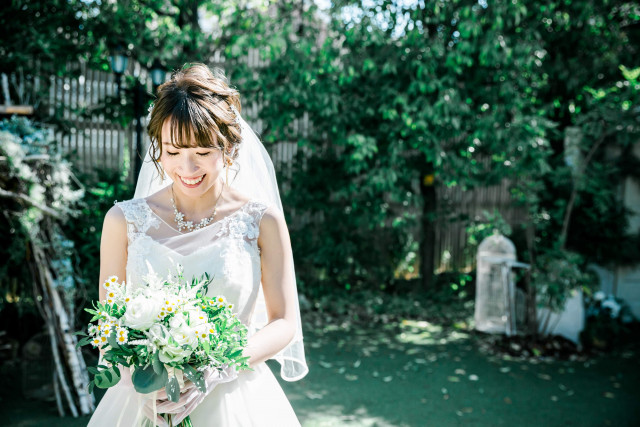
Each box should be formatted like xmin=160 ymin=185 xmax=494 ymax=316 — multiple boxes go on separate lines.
xmin=146 ymin=63 xmax=243 ymax=166
xmin=166 ymin=101 xmax=221 ymax=149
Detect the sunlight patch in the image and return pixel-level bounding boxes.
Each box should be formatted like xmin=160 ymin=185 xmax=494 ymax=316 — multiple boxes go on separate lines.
xmin=300 ymin=404 xmax=409 ymax=427
xmin=396 ymin=319 xmax=470 ymax=346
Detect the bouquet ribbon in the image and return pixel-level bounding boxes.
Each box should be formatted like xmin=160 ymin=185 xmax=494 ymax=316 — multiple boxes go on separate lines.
xmin=113 ymin=366 xmax=159 ymax=427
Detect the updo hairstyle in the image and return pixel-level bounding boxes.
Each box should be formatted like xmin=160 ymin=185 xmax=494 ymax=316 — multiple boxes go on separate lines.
xmin=147 ymin=63 xmax=242 ymax=169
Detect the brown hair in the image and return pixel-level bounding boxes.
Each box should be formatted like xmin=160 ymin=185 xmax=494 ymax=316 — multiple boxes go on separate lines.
xmin=147 ymin=63 xmax=242 ymax=168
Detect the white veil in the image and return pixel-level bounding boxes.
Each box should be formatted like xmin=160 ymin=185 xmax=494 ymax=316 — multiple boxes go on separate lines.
xmin=134 ymin=115 xmax=309 ymax=382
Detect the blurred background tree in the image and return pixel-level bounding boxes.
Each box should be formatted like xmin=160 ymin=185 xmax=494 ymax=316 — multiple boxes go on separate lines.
xmin=227 ymin=0 xmax=640 ymax=311
xmin=1 ymin=0 xmax=639 ymax=334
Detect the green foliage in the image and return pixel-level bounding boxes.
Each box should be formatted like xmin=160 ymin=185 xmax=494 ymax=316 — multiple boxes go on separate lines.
xmin=62 ymin=169 xmax=135 ymax=306
xmin=532 ymin=248 xmax=598 ymax=312
xmin=0 ymin=117 xmax=84 ymax=312
xmin=305 ymin=271 xmax=475 ymax=328
xmin=5 ymin=1 xmax=640 ymax=315
xmin=238 ymin=0 xmax=639 ymax=303
xmin=465 ymin=209 xmax=513 ymax=249
xmin=581 ymin=293 xmax=637 ymax=351
xmin=0 ymin=0 xmax=92 ymax=100
xmin=227 ymin=0 xmax=556 ymax=290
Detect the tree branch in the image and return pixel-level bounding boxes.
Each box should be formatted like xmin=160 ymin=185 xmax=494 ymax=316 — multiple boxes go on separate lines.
xmin=559 ymin=124 xmax=617 ymax=249
xmin=0 ymin=187 xmax=62 ymax=219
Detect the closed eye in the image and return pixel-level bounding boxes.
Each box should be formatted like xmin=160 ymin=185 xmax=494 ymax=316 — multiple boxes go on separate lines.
xmin=197 ymin=152 xmax=211 ymax=157
xmin=166 ymin=151 xmax=179 ymax=156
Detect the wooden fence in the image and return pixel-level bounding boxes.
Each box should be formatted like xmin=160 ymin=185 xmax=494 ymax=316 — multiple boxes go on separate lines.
xmin=6 ymin=58 xmax=527 ymax=274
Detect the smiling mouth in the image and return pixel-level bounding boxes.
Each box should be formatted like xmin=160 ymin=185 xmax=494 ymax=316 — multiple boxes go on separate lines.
xmin=179 ymin=175 xmax=205 ymax=185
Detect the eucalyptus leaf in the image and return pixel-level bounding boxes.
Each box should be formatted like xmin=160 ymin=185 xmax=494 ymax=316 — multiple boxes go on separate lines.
xmin=107 ymin=332 xmax=120 ymax=348
xmin=152 ymin=352 xmax=163 ymax=375
xmin=182 ymin=365 xmax=206 ymax=393
xmin=166 ymin=376 xmax=180 ymax=403
xmin=132 ymin=364 xmax=168 ymax=394
xmin=95 ymin=367 xmax=120 ymax=389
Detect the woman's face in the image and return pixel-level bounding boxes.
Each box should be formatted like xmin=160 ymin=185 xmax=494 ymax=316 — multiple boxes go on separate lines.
xmin=159 ymin=119 xmax=224 ymax=198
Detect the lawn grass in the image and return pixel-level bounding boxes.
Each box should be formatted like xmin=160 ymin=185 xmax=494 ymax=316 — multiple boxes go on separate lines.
xmin=2 ymin=320 xmax=638 ymax=426
xmin=282 ymin=322 xmax=639 ymax=426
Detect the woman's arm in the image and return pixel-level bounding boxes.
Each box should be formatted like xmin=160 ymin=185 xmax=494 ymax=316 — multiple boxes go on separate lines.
xmin=243 ymin=207 xmax=297 ymax=367
xmin=98 ymin=205 xmax=128 ymax=302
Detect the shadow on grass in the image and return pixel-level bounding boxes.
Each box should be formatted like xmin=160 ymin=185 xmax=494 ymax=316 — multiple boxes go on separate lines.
xmin=277 ymin=319 xmax=640 ymax=427
xmin=2 ymin=318 xmax=639 ymax=427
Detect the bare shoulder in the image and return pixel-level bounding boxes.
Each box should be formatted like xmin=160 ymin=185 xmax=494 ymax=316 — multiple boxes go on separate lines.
xmin=258 ymin=206 xmax=287 ymax=235
xmin=103 ymin=204 xmax=127 ymax=233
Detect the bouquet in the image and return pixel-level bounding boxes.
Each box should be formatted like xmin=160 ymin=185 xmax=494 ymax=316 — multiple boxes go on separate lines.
xmin=76 ymin=268 xmax=250 ymax=426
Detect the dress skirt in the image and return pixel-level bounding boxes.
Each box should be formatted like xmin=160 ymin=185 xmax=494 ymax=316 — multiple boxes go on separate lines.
xmin=88 ymin=363 xmax=300 ymax=427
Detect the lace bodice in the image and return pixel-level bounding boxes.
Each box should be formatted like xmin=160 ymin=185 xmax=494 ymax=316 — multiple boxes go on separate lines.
xmin=116 ymin=198 xmax=268 ymax=328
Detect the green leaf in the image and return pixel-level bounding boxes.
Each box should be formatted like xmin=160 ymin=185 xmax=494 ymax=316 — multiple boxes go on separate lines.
xmin=107 ymin=332 xmax=120 ymax=348
xmin=94 ymin=366 xmax=120 ymax=389
xmin=152 ymin=352 xmax=164 ymax=375
xmin=131 ymin=364 xmax=168 ymax=394
xmin=76 ymin=337 xmax=92 ymax=348
xmin=166 ymin=375 xmax=180 ymax=403
xmin=182 ymin=364 xmax=206 ymax=393
xmin=227 ymin=349 xmax=242 ymax=359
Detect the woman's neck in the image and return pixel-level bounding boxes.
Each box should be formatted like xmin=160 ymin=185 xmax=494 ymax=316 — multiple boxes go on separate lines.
xmin=170 ymin=180 xmax=225 ymax=221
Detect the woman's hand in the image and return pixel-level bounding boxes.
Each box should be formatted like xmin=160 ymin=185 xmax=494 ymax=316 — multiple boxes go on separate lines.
xmin=142 ymin=365 xmax=238 ymax=425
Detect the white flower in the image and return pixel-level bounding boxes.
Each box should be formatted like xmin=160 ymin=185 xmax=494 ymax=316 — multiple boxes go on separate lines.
xmin=159 ymin=325 xmax=197 ymax=364
xmin=103 ymin=275 xmax=119 ymax=290
xmin=147 ymin=324 xmax=170 ymax=346
xmin=169 ymin=313 xmax=188 ymax=329
xmin=181 ymin=304 xmax=208 ymax=327
xmin=602 ymin=298 xmax=621 ymax=318
xmin=593 ymin=291 xmax=606 ymax=301
xmin=122 ymin=294 xmax=163 ymax=331
xmin=159 ymin=344 xmax=193 ymax=364
xmin=116 ymin=330 xmax=129 ymax=345
xmin=171 ymin=324 xmax=198 ymax=349
xmin=88 ymin=324 xmax=99 ymax=336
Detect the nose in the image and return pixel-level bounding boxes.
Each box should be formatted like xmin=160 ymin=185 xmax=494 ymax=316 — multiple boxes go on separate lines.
xmin=179 ymin=153 xmax=199 ymax=176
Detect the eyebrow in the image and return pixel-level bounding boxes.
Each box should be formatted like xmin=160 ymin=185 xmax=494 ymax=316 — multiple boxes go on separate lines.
xmin=161 ymin=142 xmax=221 ymax=149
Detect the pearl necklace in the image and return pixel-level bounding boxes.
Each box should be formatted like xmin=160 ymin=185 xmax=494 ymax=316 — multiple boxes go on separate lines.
xmin=170 ymin=184 xmax=224 ymax=233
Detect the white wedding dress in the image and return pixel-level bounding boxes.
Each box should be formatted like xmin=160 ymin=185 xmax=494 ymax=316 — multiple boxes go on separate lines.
xmin=87 ymin=197 xmax=301 ymax=427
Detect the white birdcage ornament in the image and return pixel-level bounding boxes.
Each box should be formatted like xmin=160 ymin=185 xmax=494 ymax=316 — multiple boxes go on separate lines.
xmin=474 ymin=230 xmax=530 ymax=336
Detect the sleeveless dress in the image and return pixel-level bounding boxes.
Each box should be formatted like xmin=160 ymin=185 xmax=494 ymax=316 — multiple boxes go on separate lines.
xmin=87 ymin=198 xmax=301 ymax=427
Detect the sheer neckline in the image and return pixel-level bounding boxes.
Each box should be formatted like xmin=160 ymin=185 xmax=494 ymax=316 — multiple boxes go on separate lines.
xmin=140 ymin=198 xmax=255 ymax=235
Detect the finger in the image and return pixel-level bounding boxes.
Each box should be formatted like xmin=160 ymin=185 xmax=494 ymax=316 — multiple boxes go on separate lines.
xmin=141 ymin=406 xmax=169 ymax=427
xmin=173 ymin=399 xmax=201 ymax=425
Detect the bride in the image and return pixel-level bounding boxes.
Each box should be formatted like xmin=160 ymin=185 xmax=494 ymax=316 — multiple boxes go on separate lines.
xmin=88 ymin=63 xmax=308 ymax=426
